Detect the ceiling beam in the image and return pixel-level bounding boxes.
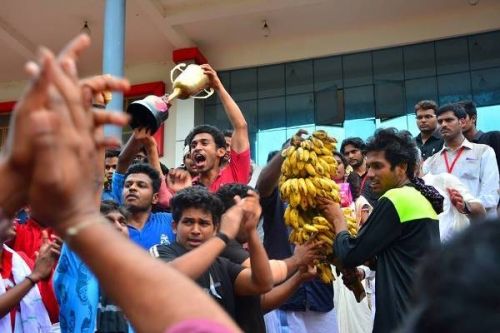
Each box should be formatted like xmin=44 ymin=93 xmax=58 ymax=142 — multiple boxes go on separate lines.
xmin=0 ymin=17 xmax=36 ymax=60
xmin=166 ymin=0 xmax=329 ymax=25
xmin=134 ymin=0 xmax=194 ymax=49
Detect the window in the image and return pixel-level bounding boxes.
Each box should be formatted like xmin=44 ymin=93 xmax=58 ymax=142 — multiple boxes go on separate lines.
xmin=438 ymin=72 xmax=472 ymax=105
xmin=404 ymin=42 xmax=436 ymax=79
xmin=343 ymin=52 xmax=373 ymax=87
xmin=230 ymin=68 xmax=257 ymax=101
xmin=258 ymin=65 xmax=285 ymax=98
xmin=286 ymin=61 xmax=314 ymax=95
xmin=472 ymin=67 xmax=500 ymax=106
xmin=435 ymin=37 xmax=469 ymax=75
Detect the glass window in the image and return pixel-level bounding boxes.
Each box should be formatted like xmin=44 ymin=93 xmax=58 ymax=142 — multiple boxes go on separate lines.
xmin=376 ymin=115 xmax=409 ymax=131
xmin=344 ymin=85 xmax=375 ymax=120
xmin=375 ymin=82 xmax=405 ymax=120
xmin=286 ymin=61 xmax=314 ymax=95
xmin=405 ymin=77 xmax=438 ymax=114
xmin=256 ymin=128 xmax=287 ymax=166
xmin=258 ymin=65 xmax=285 ymax=98
xmin=343 ymin=118 xmax=376 ymax=141
xmin=438 ymin=72 xmax=472 ymax=105
xmin=238 ymin=100 xmax=258 ymax=133
xmin=405 ymin=114 xmax=420 ymax=137
xmin=230 ymin=68 xmax=257 ymax=101
xmin=315 ymin=88 xmax=344 ymax=125
xmin=469 ymin=31 xmax=500 ymax=70
xmin=314 ymin=56 xmax=342 ymax=91
xmin=286 ymin=93 xmax=315 ymax=127
xmin=471 ymin=67 xmax=500 ymax=106
xmin=404 ymin=42 xmax=436 ymax=79
xmin=204 ymin=104 xmax=231 ymax=130
xmin=258 ymin=97 xmax=286 ymax=130
xmin=435 ymin=37 xmax=469 ymax=75
xmin=249 ymin=132 xmax=257 ymax=162
xmin=343 ymin=52 xmax=373 ymax=87
xmin=476 ymin=105 xmax=500 ymax=132
xmin=373 ymin=47 xmax=404 ymax=82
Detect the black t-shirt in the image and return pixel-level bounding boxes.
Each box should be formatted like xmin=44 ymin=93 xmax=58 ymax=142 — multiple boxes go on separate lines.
xmin=415 ymin=131 xmax=444 ymax=160
xmin=473 ymin=130 xmax=500 ymax=174
xmin=335 ymin=186 xmax=440 ymax=333
xmin=220 ymin=240 xmax=265 ymax=333
xmin=153 ymin=242 xmax=243 ymax=319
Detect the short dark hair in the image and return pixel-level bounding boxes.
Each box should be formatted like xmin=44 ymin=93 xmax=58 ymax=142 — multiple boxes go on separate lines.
xmin=414 ymin=100 xmax=438 ymax=114
xmin=223 ymin=129 xmax=234 ymax=138
xmin=402 ymin=220 xmax=500 ymax=333
xmin=105 ymin=149 xmax=120 ymax=159
xmin=184 ymin=124 xmax=226 ymax=149
xmin=171 ymin=186 xmax=224 ymax=225
xmin=458 ymin=100 xmax=477 ymax=123
xmin=436 ymin=103 xmax=467 ymax=119
xmin=125 ymin=163 xmax=161 ymax=194
xmin=366 ymin=128 xmax=418 ymax=179
xmin=340 ymin=137 xmax=366 ymax=155
xmin=216 ymin=183 xmax=255 ymax=213
xmin=100 ymin=200 xmax=131 ymax=221
xmin=267 ymin=150 xmax=279 ymax=163
xmin=333 ymin=151 xmax=348 ymax=168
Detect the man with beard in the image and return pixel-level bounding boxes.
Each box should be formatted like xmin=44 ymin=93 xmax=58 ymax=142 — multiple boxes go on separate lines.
xmin=414 ymin=100 xmax=443 ymax=161
xmin=323 ymin=128 xmax=443 ymax=333
xmin=340 ymin=137 xmax=379 ymax=206
xmin=184 ymin=65 xmax=250 ymax=192
xmin=423 ymin=103 xmax=499 ymax=217
xmin=122 ymin=163 xmax=175 ymax=249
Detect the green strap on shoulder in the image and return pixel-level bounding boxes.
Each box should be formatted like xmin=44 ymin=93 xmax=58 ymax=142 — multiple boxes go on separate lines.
xmin=382 ymin=186 xmax=438 ymax=223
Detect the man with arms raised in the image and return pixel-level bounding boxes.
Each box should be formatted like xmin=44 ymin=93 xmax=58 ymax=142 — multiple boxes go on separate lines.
xmin=185 ymin=65 xmax=250 ymax=192
xmin=151 ymin=186 xmax=273 ymax=326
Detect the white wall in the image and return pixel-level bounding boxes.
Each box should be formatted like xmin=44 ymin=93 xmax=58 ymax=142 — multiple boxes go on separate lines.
xmin=202 ymin=1 xmax=500 ymax=70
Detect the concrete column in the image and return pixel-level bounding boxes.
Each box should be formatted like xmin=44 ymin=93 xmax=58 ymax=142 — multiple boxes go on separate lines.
xmin=102 ymin=0 xmax=126 ymax=139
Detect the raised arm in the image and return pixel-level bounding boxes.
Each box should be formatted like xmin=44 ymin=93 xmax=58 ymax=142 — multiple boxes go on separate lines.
xmin=202 ymin=64 xmax=249 ymax=154
xmin=255 ymin=149 xmax=284 ymax=198
xmin=234 ymin=193 xmax=273 ymax=295
xmin=0 ymin=35 xmax=240 ymax=333
xmin=157 ymin=198 xmax=244 ymax=279
xmin=116 ymin=129 xmax=147 ymax=174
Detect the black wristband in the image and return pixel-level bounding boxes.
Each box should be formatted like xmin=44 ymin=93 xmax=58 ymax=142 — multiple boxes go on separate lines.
xmin=463 ymin=202 xmax=472 ymax=215
xmin=26 ymin=276 xmax=37 ymax=285
xmin=92 ymin=103 xmax=106 ymax=109
xmin=216 ymin=232 xmax=230 ymax=245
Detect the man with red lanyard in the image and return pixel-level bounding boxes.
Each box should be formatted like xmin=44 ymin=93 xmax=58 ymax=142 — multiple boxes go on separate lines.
xmin=184 ymin=64 xmax=250 ymax=192
xmin=423 ymin=103 xmax=499 ymax=218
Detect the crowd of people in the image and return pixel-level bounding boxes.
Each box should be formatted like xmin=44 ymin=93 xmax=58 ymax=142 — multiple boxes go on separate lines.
xmin=0 ymin=34 xmax=499 ymax=333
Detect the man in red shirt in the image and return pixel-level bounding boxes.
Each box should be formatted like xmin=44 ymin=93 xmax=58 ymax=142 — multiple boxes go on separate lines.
xmin=185 ymin=64 xmax=251 ymax=192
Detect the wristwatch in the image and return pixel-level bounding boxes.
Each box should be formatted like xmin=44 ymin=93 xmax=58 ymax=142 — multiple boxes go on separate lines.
xmin=216 ymin=232 xmax=230 ymax=245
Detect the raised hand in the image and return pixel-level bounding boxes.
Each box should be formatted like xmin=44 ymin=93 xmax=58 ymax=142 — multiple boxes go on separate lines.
xmin=166 ymin=168 xmax=192 ymax=193
xmin=200 ymin=64 xmax=223 ymax=91
xmin=31 ymin=231 xmax=60 ymax=282
xmin=24 ymin=36 xmax=129 ymax=233
xmin=219 ymin=196 xmax=245 ymax=239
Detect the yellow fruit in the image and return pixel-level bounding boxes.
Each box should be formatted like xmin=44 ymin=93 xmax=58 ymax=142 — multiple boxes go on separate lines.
xmin=303 ymin=224 xmax=319 ymax=233
xmin=290 ymin=192 xmax=301 ymax=207
xmin=305 ymin=178 xmax=317 ymax=196
xmin=303 ymin=149 xmax=310 ymax=162
xmin=297 ymin=147 xmax=304 ymax=161
xmin=305 ymin=164 xmax=317 ymax=177
xmin=298 ymin=178 xmax=308 ymax=196
xmin=297 ymin=161 xmax=305 ymax=171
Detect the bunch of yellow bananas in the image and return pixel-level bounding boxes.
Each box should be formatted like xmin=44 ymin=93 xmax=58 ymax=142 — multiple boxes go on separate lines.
xmin=279 ymin=130 xmax=358 ymax=284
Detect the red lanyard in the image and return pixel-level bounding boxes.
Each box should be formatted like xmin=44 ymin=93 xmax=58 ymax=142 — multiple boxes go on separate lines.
xmin=443 ymin=147 xmax=465 ymax=173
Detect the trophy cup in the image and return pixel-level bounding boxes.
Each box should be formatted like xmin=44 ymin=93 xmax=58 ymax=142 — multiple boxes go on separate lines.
xmin=126 ymin=63 xmax=214 ymax=134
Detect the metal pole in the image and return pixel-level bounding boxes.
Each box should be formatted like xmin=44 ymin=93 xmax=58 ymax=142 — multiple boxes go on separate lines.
xmin=103 ymin=0 xmax=126 ymax=139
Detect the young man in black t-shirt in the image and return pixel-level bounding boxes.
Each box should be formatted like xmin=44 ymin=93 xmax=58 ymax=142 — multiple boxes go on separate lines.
xmin=150 ymin=186 xmax=273 ymax=322
xmin=216 ymin=184 xmax=320 ymax=333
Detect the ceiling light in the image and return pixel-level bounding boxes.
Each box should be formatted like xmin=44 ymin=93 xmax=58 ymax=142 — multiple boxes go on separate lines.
xmin=262 ymin=20 xmax=270 ymax=38
xmin=81 ymin=21 xmax=91 ymax=36
xmin=468 ymin=0 xmax=479 ymax=5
